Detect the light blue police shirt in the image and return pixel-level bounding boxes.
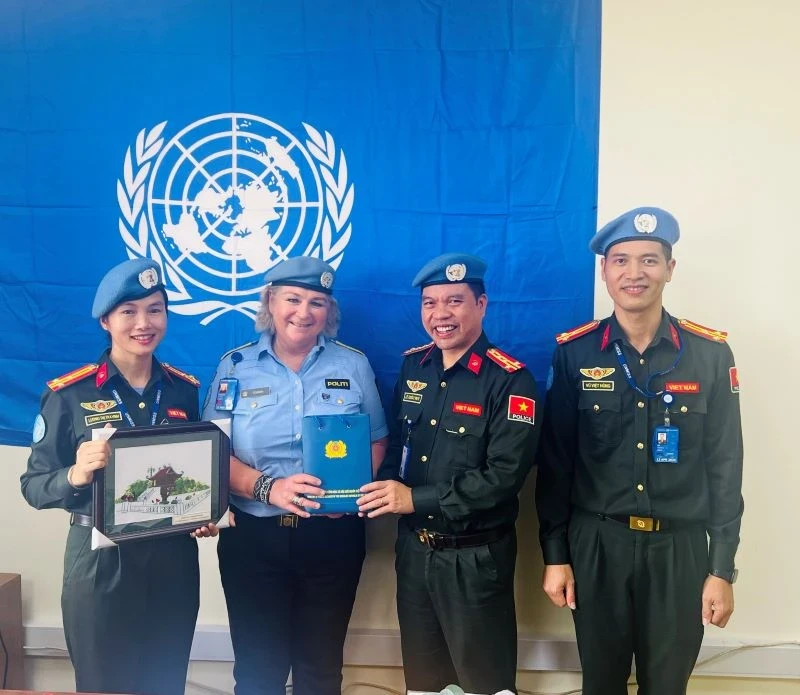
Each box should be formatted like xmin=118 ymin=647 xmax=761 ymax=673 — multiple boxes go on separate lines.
xmin=202 ymin=333 xmax=389 ymax=517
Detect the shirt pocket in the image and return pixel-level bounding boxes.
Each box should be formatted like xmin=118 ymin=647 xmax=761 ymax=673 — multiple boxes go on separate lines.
xmin=439 ymin=414 xmax=488 ymax=471
xmin=654 ymin=394 xmax=707 ymax=452
xmin=578 ymin=391 xmax=623 ymax=457
xmin=312 ymin=389 xmax=363 ymax=414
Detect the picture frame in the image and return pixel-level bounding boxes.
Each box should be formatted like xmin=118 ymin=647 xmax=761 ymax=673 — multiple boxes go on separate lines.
xmin=91 ymin=421 xmax=230 ymax=548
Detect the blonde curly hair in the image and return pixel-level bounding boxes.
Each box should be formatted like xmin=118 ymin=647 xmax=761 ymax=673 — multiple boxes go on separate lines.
xmin=255 ymin=285 xmax=340 ymax=337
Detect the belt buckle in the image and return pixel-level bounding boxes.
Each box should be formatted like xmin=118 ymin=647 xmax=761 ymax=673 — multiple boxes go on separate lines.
xmin=279 ymin=515 xmax=298 ymax=529
xmin=416 ymin=529 xmax=439 ymax=549
xmin=629 ymin=515 xmax=658 ymax=532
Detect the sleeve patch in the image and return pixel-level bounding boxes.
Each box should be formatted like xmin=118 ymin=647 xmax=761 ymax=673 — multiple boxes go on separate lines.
xmin=32 ymin=414 xmax=46 ymax=443
xmin=508 ymin=395 xmax=535 ymax=425
xmin=729 ymin=367 xmax=740 ymax=393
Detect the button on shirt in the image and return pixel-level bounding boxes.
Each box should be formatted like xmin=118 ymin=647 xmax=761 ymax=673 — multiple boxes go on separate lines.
xmin=535 ymin=312 xmax=744 ymax=570
xmin=21 ymin=352 xmax=200 ymax=514
xmin=377 ymin=332 xmax=540 ymax=534
xmin=203 ymin=334 xmax=389 ymax=517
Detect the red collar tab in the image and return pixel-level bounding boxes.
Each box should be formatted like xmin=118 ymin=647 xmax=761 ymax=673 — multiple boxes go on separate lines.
xmin=466 ymin=353 xmax=483 ymax=374
xmin=600 ymin=324 xmax=611 ymax=351
xmin=669 ymin=323 xmax=682 ymax=350
xmin=95 ymin=362 xmax=109 ymax=388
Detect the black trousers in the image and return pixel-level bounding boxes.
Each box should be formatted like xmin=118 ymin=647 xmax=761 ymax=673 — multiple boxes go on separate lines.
xmin=569 ymin=512 xmax=708 ymax=695
xmin=61 ymin=526 xmax=199 ymax=695
xmin=395 ymin=525 xmax=518 ymax=694
xmin=218 ymin=509 xmax=366 ymax=695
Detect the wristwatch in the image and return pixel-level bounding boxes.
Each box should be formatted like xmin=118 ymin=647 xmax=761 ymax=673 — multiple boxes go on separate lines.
xmin=253 ymin=474 xmax=275 ymax=505
xmin=709 ymin=568 xmax=738 ymax=584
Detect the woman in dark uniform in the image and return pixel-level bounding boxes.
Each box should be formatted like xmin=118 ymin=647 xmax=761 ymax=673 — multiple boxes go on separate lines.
xmin=21 ymin=258 xmax=210 ymax=695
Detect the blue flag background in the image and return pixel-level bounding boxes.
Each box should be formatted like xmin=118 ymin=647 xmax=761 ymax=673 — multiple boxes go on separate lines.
xmin=0 ymin=0 xmax=601 ymax=446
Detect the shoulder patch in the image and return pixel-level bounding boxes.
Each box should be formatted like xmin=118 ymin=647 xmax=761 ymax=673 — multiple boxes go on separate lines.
xmin=330 ymin=339 xmax=365 ymax=356
xmin=678 ymin=319 xmax=728 ymax=343
xmin=555 ymin=320 xmax=601 ymax=345
xmin=162 ymin=363 xmax=200 ymax=387
xmin=403 ymin=341 xmax=435 ymax=356
xmin=219 ymin=340 xmax=258 ymax=361
xmin=47 ymin=364 xmax=99 ymax=392
xmin=486 ymin=347 xmax=525 ymax=373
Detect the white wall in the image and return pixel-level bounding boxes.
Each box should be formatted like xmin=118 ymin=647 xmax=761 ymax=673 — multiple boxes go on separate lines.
xmin=2 ymin=1 xmax=799 ymax=692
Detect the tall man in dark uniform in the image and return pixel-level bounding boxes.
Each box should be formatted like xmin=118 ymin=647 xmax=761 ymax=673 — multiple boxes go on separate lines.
xmin=358 ymin=253 xmax=540 ymax=694
xmin=536 ymin=208 xmax=744 ymax=695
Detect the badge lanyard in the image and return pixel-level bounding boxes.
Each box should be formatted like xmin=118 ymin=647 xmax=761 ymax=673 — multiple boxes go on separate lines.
xmin=612 ymin=340 xmax=684 ymax=400
xmin=111 ymin=382 xmax=162 ymax=428
xmin=399 ymin=418 xmax=413 ymax=480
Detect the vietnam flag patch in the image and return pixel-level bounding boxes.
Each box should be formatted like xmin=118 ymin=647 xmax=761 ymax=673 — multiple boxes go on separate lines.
xmin=507 ymin=395 xmax=535 ymax=425
xmin=166 ymin=408 xmax=189 ymax=420
xmin=729 ymin=367 xmax=740 ymax=394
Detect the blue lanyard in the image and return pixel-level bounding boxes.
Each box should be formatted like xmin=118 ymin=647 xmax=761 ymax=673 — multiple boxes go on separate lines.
xmin=111 ymin=381 xmax=162 ymax=427
xmin=612 ymin=337 xmax=684 ymax=399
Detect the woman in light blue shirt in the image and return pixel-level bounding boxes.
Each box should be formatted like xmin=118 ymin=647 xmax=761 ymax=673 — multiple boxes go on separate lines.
xmin=203 ymin=256 xmax=388 ymax=695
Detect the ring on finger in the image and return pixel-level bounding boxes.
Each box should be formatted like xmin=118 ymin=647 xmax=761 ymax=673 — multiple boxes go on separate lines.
xmin=291 ymin=494 xmax=302 ymax=506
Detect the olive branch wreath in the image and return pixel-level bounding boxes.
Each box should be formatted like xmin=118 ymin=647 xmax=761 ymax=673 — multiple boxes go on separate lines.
xmin=117 ymin=118 xmax=353 ymax=325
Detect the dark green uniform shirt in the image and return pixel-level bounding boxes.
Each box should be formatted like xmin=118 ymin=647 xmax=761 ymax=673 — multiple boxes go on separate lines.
xmin=536 ymin=311 xmax=743 ymax=571
xmin=377 ymin=332 xmax=540 ymax=534
xmin=21 ymin=351 xmax=200 ymax=514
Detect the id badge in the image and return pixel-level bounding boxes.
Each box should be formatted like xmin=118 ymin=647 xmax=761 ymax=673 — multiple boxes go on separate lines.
xmin=398 ymin=419 xmax=412 ymax=480
xmin=652 ymin=425 xmax=679 ymax=463
xmin=215 ymin=378 xmax=238 ymax=411
xmin=399 ymin=443 xmax=410 ymax=480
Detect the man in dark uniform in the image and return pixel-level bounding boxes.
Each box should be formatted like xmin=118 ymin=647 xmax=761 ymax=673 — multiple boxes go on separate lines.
xmin=359 ymin=253 xmax=540 ymax=694
xmin=535 ymin=208 xmax=744 ymax=695
xmin=21 ymin=259 xmax=203 ymax=695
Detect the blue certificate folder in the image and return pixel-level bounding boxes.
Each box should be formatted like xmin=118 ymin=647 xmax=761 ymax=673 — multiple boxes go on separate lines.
xmin=302 ymin=414 xmax=372 ymax=513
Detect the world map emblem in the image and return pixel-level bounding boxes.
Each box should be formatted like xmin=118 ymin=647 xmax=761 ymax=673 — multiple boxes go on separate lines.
xmin=117 ymin=113 xmax=353 ymax=324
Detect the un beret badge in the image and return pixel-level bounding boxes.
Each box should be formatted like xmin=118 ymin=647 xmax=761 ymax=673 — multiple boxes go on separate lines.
xmin=633 ymin=213 xmax=658 ymax=234
xmin=320 ymin=271 xmax=334 ymax=289
xmin=138 ymin=267 xmax=159 ymax=289
xmin=445 ymin=263 xmax=467 ymax=282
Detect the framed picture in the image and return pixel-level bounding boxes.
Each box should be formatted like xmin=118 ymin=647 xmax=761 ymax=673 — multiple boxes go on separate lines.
xmin=91 ymin=421 xmax=230 ymax=546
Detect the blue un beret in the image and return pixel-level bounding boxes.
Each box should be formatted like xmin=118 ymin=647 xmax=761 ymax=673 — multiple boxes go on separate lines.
xmin=590 ymin=207 xmax=680 ymax=255
xmin=91 ymin=259 xmax=167 ymax=319
xmin=264 ymin=256 xmax=335 ymax=295
xmin=412 ymin=253 xmax=487 ymax=288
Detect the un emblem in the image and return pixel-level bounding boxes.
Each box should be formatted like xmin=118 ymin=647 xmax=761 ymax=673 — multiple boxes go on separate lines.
xmin=117 ymin=113 xmax=353 ymax=324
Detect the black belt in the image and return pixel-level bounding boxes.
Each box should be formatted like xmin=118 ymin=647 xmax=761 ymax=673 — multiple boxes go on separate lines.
xmin=585 ymin=510 xmax=699 ymax=533
xmin=69 ymin=512 xmax=93 ymax=528
xmin=413 ymin=525 xmax=510 ymax=550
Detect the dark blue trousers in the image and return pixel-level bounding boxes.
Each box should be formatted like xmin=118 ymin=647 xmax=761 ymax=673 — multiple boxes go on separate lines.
xmin=218 ymin=509 xmax=365 ymax=695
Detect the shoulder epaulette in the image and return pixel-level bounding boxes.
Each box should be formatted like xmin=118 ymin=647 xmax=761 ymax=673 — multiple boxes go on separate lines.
xmin=486 ymin=347 xmax=525 ymax=373
xmin=47 ymin=364 xmax=99 ymax=392
xmin=403 ymin=341 xmax=435 ymax=356
xmin=555 ymin=319 xmax=601 ymax=345
xmin=219 ymin=340 xmax=258 ymax=361
xmin=678 ymin=319 xmax=728 ymax=343
xmin=162 ymin=363 xmax=200 ymax=387
xmin=330 ymin=339 xmax=364 ymax=356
